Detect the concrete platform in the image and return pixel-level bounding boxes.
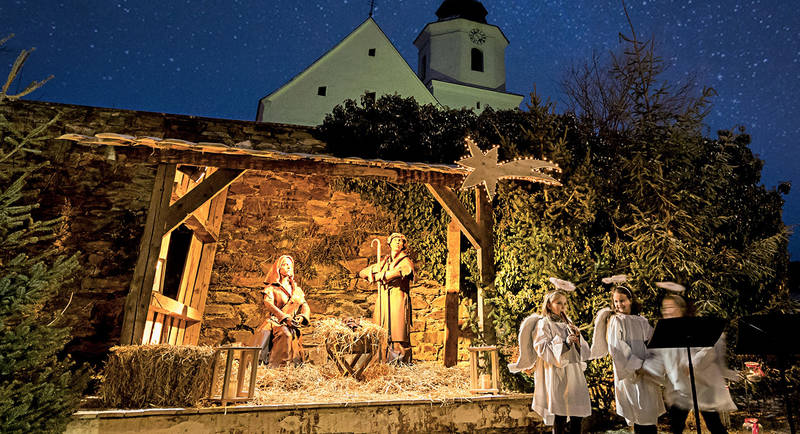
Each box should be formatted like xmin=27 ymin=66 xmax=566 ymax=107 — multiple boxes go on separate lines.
xmin=67 ymin=394 xmax=542 ymax=433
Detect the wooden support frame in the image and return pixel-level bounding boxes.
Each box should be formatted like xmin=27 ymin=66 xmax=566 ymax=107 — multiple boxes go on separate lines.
xmin=163 ymin=168 xmax=244 ymax=237
xmin=121 ymin=163 xmax=177 ymax=345
xmin=475 ymin=188 xmax=496 ymax=345
xmin=122 ymin=163 xmax=244 ymax=346
xmin=426 ymin=183 xmax=498 ymax=361
xmin=425 ymin=184 xmax=483 ymax=249
xmin=444 ymin=219 xmax=461 ymax=367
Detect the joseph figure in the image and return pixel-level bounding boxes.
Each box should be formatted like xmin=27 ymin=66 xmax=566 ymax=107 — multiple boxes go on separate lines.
xmin=358 ymin=233 xmax=415 ymax=363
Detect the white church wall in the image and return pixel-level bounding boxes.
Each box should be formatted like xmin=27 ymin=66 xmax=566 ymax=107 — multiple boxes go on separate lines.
xmin=258 ymin=19 xmax=438 ymax=126
xmin=430 ymin=79 xmax=522 ymax=112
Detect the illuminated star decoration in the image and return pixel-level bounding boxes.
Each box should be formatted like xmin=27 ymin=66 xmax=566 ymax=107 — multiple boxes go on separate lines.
xmin=456 ymin=137 xmax=561 ymax=198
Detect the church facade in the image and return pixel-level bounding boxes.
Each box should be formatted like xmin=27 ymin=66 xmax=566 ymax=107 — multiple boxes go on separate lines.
xmin=257 ymin=0 xmax=523 ymax=126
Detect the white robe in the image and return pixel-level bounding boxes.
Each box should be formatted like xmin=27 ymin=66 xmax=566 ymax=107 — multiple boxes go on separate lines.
xmin=606 ymin=314 xmax=665 ymax=425
xmin=643 ymin=334 xmax=737 ymax=412
xmin=532 ymin=316 xmax=592 ymax=425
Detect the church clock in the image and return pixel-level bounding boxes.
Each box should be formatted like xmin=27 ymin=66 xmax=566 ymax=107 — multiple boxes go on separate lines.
xmin=468 ymin=28 xmax=487 ymax=45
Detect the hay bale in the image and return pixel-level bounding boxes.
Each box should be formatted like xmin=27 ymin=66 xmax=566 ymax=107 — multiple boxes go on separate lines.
xmin=252 ymin=362 xmax=471 ymax=404
xmin=313 ymin=318 xmax=386 ymax=355
xmin=100 ymin=345 xmax=216 ymax=408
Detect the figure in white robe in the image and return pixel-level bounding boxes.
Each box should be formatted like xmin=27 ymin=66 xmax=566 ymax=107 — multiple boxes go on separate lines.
xmin=531 ymin=316 xmax=593 ymax=426
xmin=591 ymin=308 xmax=665 ymax=426
xmin=644 ymin=334 xmax=737 ymax=413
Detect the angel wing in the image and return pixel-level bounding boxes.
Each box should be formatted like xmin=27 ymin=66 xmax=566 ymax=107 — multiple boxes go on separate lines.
xmin=508 ymin=313 xmax=542 ymax=373
xmin=589 ymin=307 xmax=614 ymax=359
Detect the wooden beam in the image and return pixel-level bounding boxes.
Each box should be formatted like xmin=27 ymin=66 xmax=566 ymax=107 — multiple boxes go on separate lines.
xmin=121 ymin=163 xmax=176 ymax=345
xmin=183 ymin=187 xmax=230 ymax=345
xmin=112 ymin=147 xmax=464 ymax=187
xmin=424 ymin=183 xmax=483 ymax=249
xmin=475 ymin=188 xmax=496 ymax=345
xmin=163 ymin=168 xmax=244 ymax=236
xmin=444 ymin=219 xmax=461 ymax=367
xmin=182 ymin=213 xmax=217 ymax=243
xmin=150 ymin=292 xmax=202 ymax=322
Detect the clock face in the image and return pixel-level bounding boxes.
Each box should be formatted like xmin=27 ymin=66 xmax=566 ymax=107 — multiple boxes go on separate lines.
xmin=469 ymin=28 xmax=487 ymax=45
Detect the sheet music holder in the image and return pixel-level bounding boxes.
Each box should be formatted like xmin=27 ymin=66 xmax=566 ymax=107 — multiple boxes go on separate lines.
xmin=648 ymin=317 xmax=726 ymax=434
xmin=737 ymin=314 xmax=800 ymax=434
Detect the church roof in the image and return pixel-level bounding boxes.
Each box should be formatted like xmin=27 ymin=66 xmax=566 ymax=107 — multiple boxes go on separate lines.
xmin=435 ymin=0 xmax=488 ymax=24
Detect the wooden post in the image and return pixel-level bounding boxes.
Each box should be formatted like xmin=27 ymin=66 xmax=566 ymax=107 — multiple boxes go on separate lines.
xmin=475 ymin=188 xmax=496 ymax=345
xmin=183 ymin=184 xmax=233 ymax=345
xmin=120 ymin=163 xmax=176 ymax=345
xmin=444 ymin=219 xmax=461 ymax=367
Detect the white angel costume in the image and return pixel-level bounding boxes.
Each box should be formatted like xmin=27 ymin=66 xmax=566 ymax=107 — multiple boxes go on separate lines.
xmin=509 ymin=314 xmax=592 ymax=425
xmin=643 ymin=334 xmax=737 ymax=412
xmin=590 ymin=308 xmax=665 ymax=426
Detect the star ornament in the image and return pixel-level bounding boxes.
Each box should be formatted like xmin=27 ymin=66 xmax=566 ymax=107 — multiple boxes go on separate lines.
xmin=456 ymin=137 xmax=561 ymax=198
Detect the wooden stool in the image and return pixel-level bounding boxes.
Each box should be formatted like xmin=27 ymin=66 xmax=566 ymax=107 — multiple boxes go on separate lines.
xmin=468 ymin=345 xmax=499 ymax=394
xmin=208 ymin=346 xmax=261 ymax=404
xmin=325 ymin=334 xmax=379 ymax=380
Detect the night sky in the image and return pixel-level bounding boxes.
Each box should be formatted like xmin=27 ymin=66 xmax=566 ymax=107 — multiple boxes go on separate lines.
xmin=3 ymin=0 xmax=798 ymax=258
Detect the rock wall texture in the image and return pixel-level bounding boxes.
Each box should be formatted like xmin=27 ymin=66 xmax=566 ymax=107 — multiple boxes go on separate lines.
xmin=201 ymin=171 xmax=474 ymax=363
xmin=2 ymin=100 xmax=471 ymax=365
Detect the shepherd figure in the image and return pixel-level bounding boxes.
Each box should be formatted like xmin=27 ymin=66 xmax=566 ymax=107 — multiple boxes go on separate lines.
xmin=358 ymin=233 xmax=415 ymax=363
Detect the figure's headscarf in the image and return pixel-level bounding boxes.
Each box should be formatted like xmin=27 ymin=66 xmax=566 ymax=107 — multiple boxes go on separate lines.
xmin=264 ymin=255 xmax=295 ymax=286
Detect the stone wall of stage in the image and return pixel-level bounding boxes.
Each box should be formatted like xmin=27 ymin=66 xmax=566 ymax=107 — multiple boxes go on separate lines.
xmin=67 ymin=395 xmax=542 ymax=433
xmin=199 ymin=170 xmax=475 ymax=363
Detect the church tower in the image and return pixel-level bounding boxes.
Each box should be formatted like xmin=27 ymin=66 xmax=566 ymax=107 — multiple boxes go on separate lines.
xmin=413 ymin=0 xmax=522 ymax=111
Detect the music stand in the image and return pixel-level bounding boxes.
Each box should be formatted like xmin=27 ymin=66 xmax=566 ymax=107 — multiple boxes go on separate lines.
xmin=648 ymin=317 xmax=726 ymax=434
xmin=737 ymin=314 xmax=800 ymax=434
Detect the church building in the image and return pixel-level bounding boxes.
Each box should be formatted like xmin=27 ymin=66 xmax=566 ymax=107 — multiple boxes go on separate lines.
xmin=256 ymin=0 xmax=523 ymax=126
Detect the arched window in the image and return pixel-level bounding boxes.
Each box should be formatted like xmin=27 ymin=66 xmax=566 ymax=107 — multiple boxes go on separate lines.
xmin=471 ymin=48 xmax=484 ymax=72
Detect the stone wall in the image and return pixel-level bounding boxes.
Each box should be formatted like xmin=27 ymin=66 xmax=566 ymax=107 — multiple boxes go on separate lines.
xmin=200 ymin=171 xmax=474 ymax=363
xmin=67 ymin=395 xmax=542 ymax=433
xmin=2 ymin=100 xmax=473 ymax=365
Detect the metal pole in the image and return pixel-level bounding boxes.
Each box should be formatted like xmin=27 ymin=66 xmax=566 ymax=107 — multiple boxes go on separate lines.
xmin=687 ymin=346 xmax=702 ymax=434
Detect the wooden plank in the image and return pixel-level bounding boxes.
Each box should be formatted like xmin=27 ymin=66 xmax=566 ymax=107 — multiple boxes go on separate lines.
xmin=475 ymin=188 xmax=496 ymax=345
xmin=163 ymin=168 xmax=244 ymax=237
xmin=150 ymin=291 xmax=203 ymax=322
xmin=120 ymin=163 xmax=177 ymax=345
xmin=113 ymin=147 xmax=464 ymax=187
xmin=424 ymin=183 xmax=483 ymax=249
xmin=177 ymin=235 xmax=204 ymax=305
xmin=182 ymin=186 xmax=230 ymax=345
xmin=182 ymin=213 xmax=217 ymax=243
xmin=168 ymin=316 xmax=180 ymax=345
xmin=176 ymin=318 xmax=186 ymax=345
xmin=444 ymin=219 xmax=461 ymax=367
xmin=150 ymin=313 xmax=164 ymax=344
xmin=142 ymin=310 xmax=155 ymax=345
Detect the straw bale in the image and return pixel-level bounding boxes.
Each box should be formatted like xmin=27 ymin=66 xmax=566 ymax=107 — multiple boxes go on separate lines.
xmin=252 ymin=361 xmax=471 ymax=405
xmin=100 ymin=345 xmax=216 ymax=408
xmin=313 ymin=318 xmax=387 ymax=349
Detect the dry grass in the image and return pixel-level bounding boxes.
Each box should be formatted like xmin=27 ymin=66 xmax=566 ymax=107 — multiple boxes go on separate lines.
xmin=251 ymin=361 xmax=472 ymax=405
xmin=312 ymin=317 xmax=386 ymax=353
xmin=100 ymin=345 xmax=216 ymax=408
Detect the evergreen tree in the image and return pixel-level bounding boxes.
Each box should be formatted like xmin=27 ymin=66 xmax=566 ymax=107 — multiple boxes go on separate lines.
xmin=0 ymin=34 xmax=87 ymax=433
xmin=320 ymin=23 xmax=793 ymax=421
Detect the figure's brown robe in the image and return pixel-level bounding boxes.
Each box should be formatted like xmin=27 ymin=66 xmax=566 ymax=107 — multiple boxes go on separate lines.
xmin=249 ymin=282 xmax=310 ymax=367
xmin=371 ymin=253 xmax=414 ymax=362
